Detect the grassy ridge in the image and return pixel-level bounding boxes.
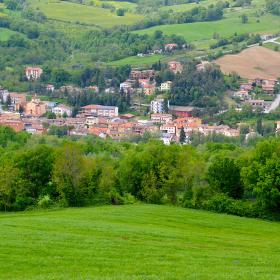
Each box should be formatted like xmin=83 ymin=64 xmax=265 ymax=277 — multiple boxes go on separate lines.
xmin=0 ymin=204 xmax=280 ymax=279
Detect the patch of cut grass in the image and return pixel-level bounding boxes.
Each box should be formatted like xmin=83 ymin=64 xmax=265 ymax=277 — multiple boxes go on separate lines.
xmin=1 ymin=204 xmax=280 ymax=279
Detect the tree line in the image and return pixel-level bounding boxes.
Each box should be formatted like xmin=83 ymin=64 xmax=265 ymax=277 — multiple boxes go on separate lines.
xmin=1 ymin=126 xmax=280 ymax=221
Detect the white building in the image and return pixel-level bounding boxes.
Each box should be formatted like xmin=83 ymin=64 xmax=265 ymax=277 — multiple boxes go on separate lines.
xmin=160 ymin=81 xmax=172 ymax=92
xmin=160 ymin=124 xmax=176 ymax=134
xmin=81 ymin=105 xmax=118 ymax=118
xmin=25 ymin=67 xmax=43 ymax=80
xmin=151 ymin=99 xmax=166 ymax=113
xmin=52 ymin=104 xmax=72 ymax=117
xmin=151 ymin=113 xmax=173 ymax=124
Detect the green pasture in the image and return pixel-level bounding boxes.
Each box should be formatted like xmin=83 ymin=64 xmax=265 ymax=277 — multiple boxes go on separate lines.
xmin=0 ymin=28 xmax=17 ymax=41
xmin=0 ymin=204 xmax=280 ymax=280
xmin=29 ymin=0 xmax=143 ymax=28
xmin=108 ymin=54 xmax=165 ymax=67
xmin=135 ymin=14 xmax=280 ymax=46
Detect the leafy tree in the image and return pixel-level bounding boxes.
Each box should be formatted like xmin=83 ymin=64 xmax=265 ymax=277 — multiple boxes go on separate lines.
xmin=13 ymin=145 xmax=55 ymax=199
xmin=207 ymin=157 xmax=244 ymax=199
xmin=241 ymin=14 xmax=248 ymax=24
xmin=0 ymin=163 xmax=20 ymax=211
xmin=179 ymin=128 xmax=186 ymax=143
xmin=52 ymin=144 xmax=85 ymax=206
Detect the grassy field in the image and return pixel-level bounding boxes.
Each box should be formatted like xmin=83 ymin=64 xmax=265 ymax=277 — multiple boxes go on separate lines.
xmin=94 ymin=0 xmax=137 ymax=10
xmin=108 ymin=54 xmax=165 ymax=67
xmin=135 ymin=14 xmax=280 ymax=46
xmin=160 ymin=0 xmax=220 ymax=12
xmin=135 ymin=0 xmax=280 ymax=48
xmin=1 ymin=204 xmax=280 ymax=280
xmin=0 ymin=28 xmax=17 ymax=41
xmin=29 ymin=0 xmax=143 ymax=28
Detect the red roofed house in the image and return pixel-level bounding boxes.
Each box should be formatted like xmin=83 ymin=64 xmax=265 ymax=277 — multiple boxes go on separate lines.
xmin=168 ymin=61 xmax=183 ymax=74
xmin=165 ymin=44 xmax=178 ymax=51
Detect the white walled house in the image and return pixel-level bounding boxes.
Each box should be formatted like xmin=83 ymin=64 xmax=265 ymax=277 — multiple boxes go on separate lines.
xmin=151 ymin=99 xmax=165 ymax=113
xmin=52 ymin=104 xmax=72 ymax=117
xmin=160 ymin=81 xmax=172 ymax=92
xmin=25 ymin=67 xmax=43 ymax=80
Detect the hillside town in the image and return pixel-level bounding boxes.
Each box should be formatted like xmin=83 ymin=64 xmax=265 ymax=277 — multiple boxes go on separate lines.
xmin=0 ymin=61 xmax=279 ymax=144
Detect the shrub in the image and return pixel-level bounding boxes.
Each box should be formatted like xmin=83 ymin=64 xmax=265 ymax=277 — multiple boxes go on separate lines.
xmin=203 ymin=194 xmax=259 ymax=218
xmin=37 ymin=195 xmax=53 ymax=209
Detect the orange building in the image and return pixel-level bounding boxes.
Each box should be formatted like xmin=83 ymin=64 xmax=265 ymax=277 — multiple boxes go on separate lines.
xmin=25 ymin=96 xmax=47 ymax=117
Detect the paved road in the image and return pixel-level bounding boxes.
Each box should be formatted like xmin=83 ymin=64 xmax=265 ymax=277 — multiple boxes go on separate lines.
xmin=265 ymin=94 xmax=280 ymax=113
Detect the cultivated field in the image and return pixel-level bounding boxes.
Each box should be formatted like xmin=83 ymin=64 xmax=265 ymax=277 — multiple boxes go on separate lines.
xmin=1 ymin=204 xmax=280 ymax=280
xmin=29 ymin=0 xmax=143 ymax=28
xmin=215 ymin=46 xmax=280 ymax=79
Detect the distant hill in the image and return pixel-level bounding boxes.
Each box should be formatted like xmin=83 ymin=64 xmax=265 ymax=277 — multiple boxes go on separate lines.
xmin=0 ymin=204 xmax=280 ymax=279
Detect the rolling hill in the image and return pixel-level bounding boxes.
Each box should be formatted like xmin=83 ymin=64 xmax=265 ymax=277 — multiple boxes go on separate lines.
xmin=1 ymin=204 xmax=280 ymax=280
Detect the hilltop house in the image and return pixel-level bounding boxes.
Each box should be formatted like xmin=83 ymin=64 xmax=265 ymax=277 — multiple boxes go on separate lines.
xmin=25 ymin=67 xmax=43 ymax=80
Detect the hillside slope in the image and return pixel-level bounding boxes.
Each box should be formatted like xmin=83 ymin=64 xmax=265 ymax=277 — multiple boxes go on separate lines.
xmin=0 ymin=205 xmax=280 ymax=280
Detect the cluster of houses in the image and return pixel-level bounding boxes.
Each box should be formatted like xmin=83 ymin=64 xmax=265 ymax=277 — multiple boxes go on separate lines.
xmin=120 ymin=61 xmax=183 ymax=95
xmin=3 ymin=63 xmax=280 ymax=143
xmin=232 ymin=78 xmax=278 ymax=111
xmin=0 ymin=86 xmax=241 ymax=144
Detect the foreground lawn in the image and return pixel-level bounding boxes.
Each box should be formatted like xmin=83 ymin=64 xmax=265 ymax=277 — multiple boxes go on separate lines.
xmin=0 ymin=204 xmax=280 ymax=280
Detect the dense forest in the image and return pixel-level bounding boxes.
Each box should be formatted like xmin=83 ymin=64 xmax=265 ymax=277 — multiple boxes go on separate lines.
xmin=1 ymin=126 xmax=280 ymax=221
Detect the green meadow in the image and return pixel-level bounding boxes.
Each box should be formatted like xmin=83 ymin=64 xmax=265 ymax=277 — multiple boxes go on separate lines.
xmin=135 ymin=14 xmax=280 ymax=46
xmin=94 ymin=0 xmax=137 ymax=10
xmin=29 ymin=0 xmax=143 ymax=28
xmin=135 ymin=0 xmax=280 ymax=48
xmin=1 ymin=204 xmax=280 ymax=280
xmin=108 ymin=54 xmax=165 ymax=67
xmin=0 ymin=28 xmax=18 ymax=41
